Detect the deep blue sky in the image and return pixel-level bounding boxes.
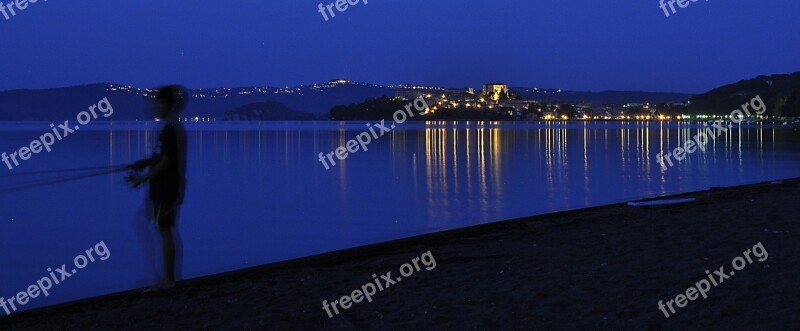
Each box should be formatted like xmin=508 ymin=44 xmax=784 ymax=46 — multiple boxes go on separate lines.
xmin=0 ymin=0 xmax=797 ymax=93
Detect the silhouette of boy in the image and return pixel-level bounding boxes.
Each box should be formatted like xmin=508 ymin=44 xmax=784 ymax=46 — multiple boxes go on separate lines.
xmin=127 ymin=85 xmax=187 ymax=289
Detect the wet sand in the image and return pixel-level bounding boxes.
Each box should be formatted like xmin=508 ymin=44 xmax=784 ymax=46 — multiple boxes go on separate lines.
xmin=2 ymin=179 xmax=799 ymax=330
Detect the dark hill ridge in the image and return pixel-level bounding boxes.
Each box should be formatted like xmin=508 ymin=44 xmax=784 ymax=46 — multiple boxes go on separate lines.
xmin=689 ymin=72 xmax=800 ymax=116
xmin=0 ymin=81 xmax=696 ymax=121
xmin=0 ymin=82 xmax=394 ymax=120
xmin=223 ymin=101 xmax=320 ymax=120
xmin=512 ymin=89 xmax=693 ymax=105
xmin=0 ymin=84 xmax=150 ymax=121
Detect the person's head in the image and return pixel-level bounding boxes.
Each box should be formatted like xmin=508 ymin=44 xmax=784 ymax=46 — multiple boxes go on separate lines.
xmin=154 ymin=85 xmax=188 ymax=119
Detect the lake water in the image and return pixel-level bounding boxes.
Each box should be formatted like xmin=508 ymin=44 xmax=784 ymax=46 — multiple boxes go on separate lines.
xmin=1 ymin=121 xmax=799 ymax=311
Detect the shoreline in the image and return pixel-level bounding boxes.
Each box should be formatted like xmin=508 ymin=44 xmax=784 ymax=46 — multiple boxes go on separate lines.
xmin=3 ymin=178 xmax=799 ymax=329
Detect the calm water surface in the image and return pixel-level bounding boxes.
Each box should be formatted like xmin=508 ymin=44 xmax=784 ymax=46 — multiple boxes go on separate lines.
xmin=1 ymin=121 xmax=799 ymax=310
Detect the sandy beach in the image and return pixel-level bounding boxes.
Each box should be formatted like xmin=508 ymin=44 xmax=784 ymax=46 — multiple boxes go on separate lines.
xmin=2 ymin=178 xmax=798 ymax=330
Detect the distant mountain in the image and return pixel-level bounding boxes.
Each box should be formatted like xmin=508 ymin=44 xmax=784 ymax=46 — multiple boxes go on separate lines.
xmin=187 ymin=82 xmax=395 ymax=118
xmin=223 ymin=101 xmax=319 ymax=120
xmin=512 ymin=89 xmax=693 ymax=104
xmin=0 ymin=80 xmax=694 ymax=121
xmin=0 ymin=81 xmax=395 ymax=120
xmin=689 ymin=72 xmax=800 ymax=116
xmin=0 ymin=84 xmax=149 ymax=121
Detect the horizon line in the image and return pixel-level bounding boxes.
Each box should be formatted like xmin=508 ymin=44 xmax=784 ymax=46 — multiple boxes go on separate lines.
xmin=0 ymin=80 xmax=699 ymax=96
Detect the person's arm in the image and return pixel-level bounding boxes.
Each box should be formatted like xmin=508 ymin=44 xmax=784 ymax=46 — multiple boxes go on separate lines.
xmin=130 ymin=154 xmax=172 ymax=188
xmin=129 ymin=157 xmax=155 ymax=171
xmin=129 ymin=124 xmax=178 ymax=188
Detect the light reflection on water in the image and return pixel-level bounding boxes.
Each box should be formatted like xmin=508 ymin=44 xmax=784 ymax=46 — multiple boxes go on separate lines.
xmin=0 ymin=121 xmax=798 ymax=311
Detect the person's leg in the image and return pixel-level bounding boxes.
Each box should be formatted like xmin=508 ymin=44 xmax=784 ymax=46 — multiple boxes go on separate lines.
xmin=158 ymin=225 xmax=176 ymax=285
xmin=173 ymin=209 xmax=184 ymax=282
xmin=134 ymin=199 xmax=157 ymax=286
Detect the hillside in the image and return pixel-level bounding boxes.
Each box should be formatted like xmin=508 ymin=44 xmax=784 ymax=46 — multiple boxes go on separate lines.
xmin=0 ymin=84 xmax=150 ymax=121
xmin=0 ymin=81 xmax=697 ymax=121
xmin=512 ymin=89 xmax=693 ymax=105
xmin=0 ymin=82 xmax=394 ymax=120
xmin=223 ymin=101 xmax=320 ymax=120
xmin=689 ymin=72 xmax=800 ymax=116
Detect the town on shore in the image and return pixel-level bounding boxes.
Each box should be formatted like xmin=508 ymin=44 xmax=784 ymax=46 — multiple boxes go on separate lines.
xmin=332 ymin=80 xmax=799 ymax=123
xmin=2 ymin=73 xmax=799 ymax=123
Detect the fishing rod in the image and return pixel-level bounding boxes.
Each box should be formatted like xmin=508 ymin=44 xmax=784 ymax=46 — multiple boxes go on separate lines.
xmin=0 ymin=164 xmax=132 ymax=178
xmin=0 ymin=165 xmax=131 ymax=195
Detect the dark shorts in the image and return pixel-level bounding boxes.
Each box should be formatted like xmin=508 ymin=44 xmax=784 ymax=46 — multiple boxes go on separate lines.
xmin=153 ymin=203 xmax=177 ymax=228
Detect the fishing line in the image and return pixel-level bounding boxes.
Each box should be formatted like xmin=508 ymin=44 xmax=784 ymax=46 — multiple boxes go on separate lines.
xmin=0 ymin=167 xmax=129 ymax=195
xmin=0 ymin=164 xmax=130 ymax=178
